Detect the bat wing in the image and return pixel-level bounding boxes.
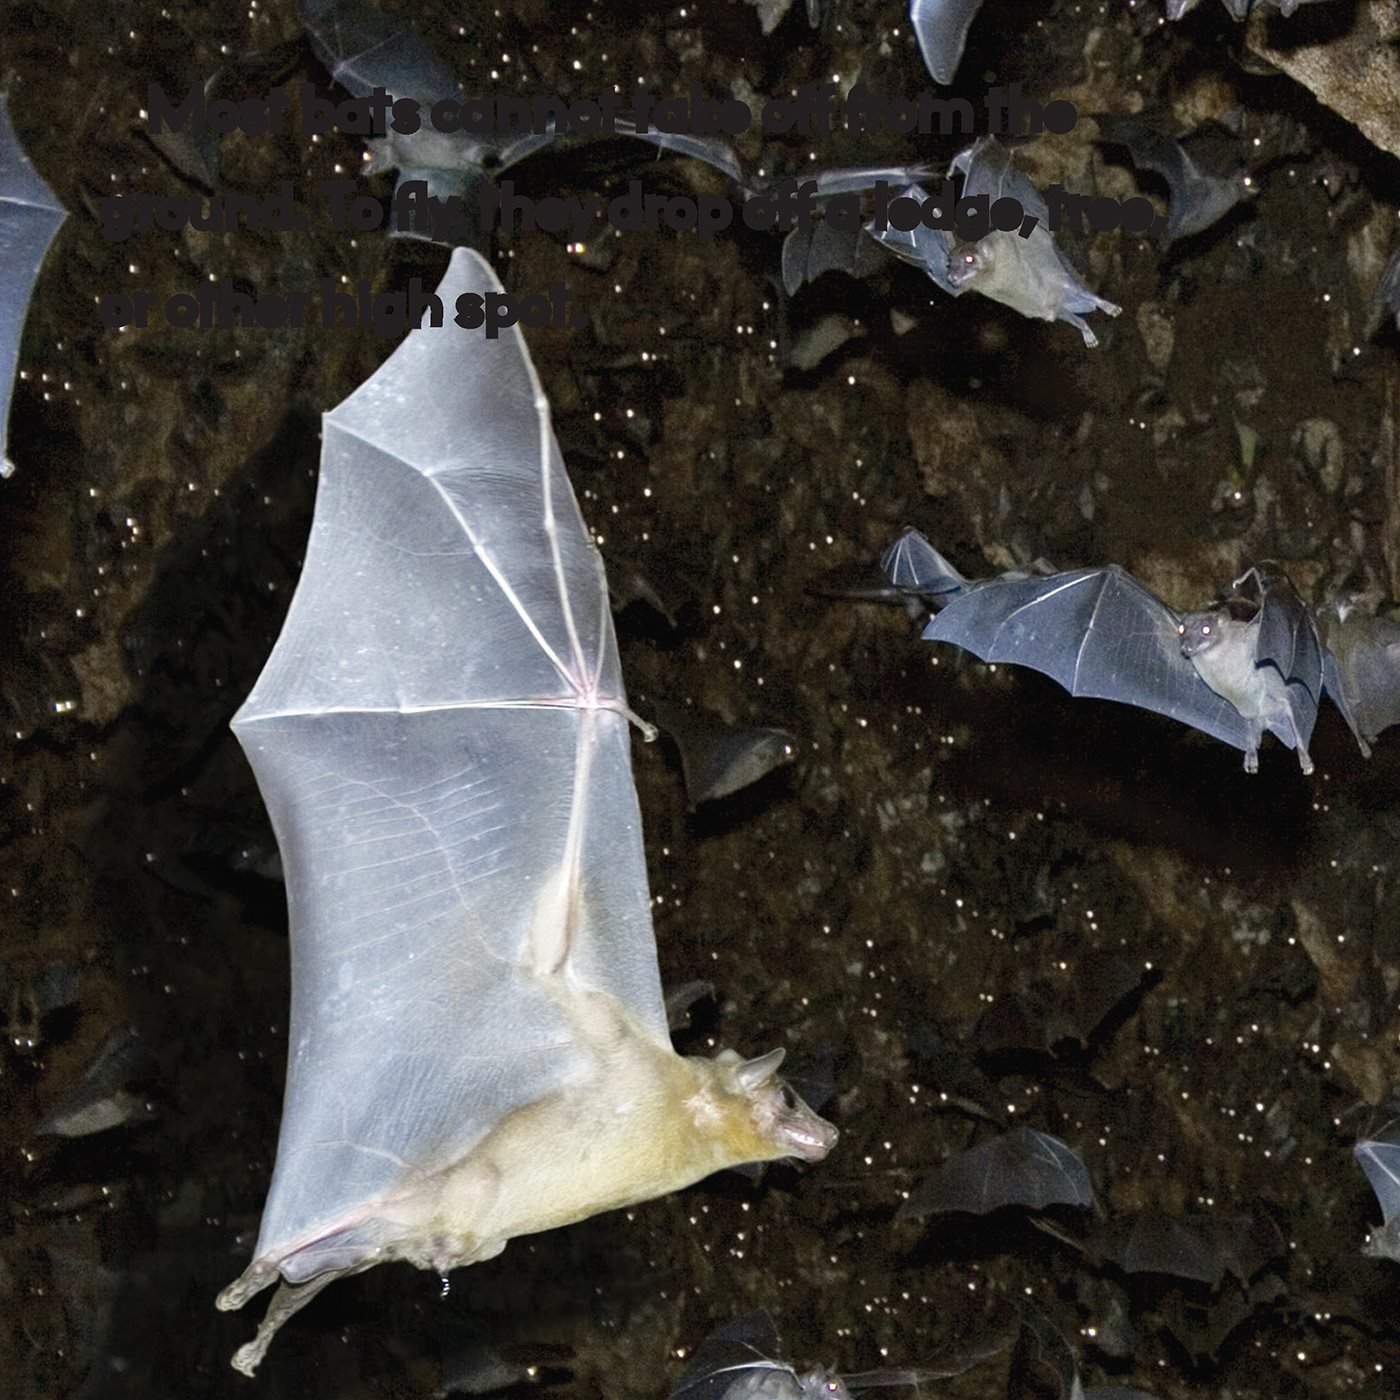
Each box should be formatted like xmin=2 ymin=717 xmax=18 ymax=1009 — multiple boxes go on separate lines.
xmin=924 ymin=566 xmax=1257 ymax=752
xmin=880 ymin=527 xmax=967 ymax=601
xmin=1356 ymin=1121 xmax=1400 ymax=1225
xmin=863 ymin=183 xmax=960 ymax=294
xmin=1095 ymin=116 xmax=1249 ymax=244
xmin=910 ymin=0 xmax=986 ymax=85
xmin=0 ymin=90 xmax=67 ymax=479
xmin=1251 ymin=570 xmax=1322 ymax=749
xmin=672 ymin=1311 xmax=800 ymax=1399
xmin=951 ymin=135 xmax=1050 ymax=227
xmin=903 ymin=1127 xmax=1092 ymax=1218
xmin=1317 ymin=600 xmax=1400 ymax=754
xmin=302 ymin=0 xmax=458 ymax=103
xmin=229 ymin=248 xmax=669 ymax=1290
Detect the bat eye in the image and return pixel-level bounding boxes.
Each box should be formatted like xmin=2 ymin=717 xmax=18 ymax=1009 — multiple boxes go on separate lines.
xmin=1201 ymin=624 xmax=1211 ymax=635
xmin=962 ymin=252 xmax=976 ymax=265
xmin=779 ymin=1084 xmax=799 ymax=1110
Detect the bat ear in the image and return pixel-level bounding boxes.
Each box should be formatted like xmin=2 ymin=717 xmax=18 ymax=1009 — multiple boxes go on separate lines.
xmin=736 ymin=1047 xmax=786 ymax=1089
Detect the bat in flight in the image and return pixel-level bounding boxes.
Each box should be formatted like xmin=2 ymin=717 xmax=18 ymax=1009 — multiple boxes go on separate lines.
xmin=216 ymin=248 xmax=836 ymax=1373
xmin=882 ymin=529 xmax=1327 ymax=773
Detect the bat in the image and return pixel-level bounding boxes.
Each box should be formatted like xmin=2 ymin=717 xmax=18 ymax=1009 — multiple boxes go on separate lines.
xmin=910 ymin=0 xmax=986 ymax=85
xmin=1355 ymin=1119 xmax=1400 ymax=1263
xmin=650 ymin=700 xmax=797 ymax=807
xmin=1094 ymin=1216 xmax=1226 ymax=1286
xmin=672 ymin=1310 xmax=946 ymax=1399
xmin=885 ymin=532 xmax=1322 ymax=772
xmin=0 ymin=89 xmax=67 ymax=480
xmin=1095 ymin=116 xmax=1255 ymax=243
xmin=899 ymin=1127 xmax=1093 ymax=1220
xmin=946 ymin=138 xmax=1121 ymax=347
xmin=1315 ymin=597 xmax=1400 ymax=757
xmin=215 ymin=247 xmax=837 ymax=1374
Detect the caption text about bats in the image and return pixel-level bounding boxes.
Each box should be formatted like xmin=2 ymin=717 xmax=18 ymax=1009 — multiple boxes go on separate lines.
xmin=97 ymin=80 xmax=1163 ymax=337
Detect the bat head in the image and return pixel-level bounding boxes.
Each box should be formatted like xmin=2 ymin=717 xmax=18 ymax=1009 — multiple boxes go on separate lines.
xmin=798 ymin=1370 xmax=854 ymax=1398
xmin=946 ymin=243 xmax=990 ymax=292
xmin=709 ymin=1047 xmax=838 ymax=1164
xmin=1177 ymin=609 xmax=1227 ymax=658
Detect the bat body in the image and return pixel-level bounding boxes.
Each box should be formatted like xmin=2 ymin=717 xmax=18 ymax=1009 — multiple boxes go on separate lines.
xmin=1355 ymin=1119 xmax=1400 ymax=1263
xmin=0 ymin=90 xmax=67 ymax=479
xmin=947 ymin=138 xmax=1121 ymax=347
xmin=217 ymin=248 xmax=835 ymax=1373
xmin=1315 ymin=597 xmax=1400 ymax=757
xmin=910 ymin=0 xmax=985 ymax=85
xmin=1177 ymin=569 xmax=1321 ymax=774
xmin=884 ymin=530 xmax=1321 ymax=771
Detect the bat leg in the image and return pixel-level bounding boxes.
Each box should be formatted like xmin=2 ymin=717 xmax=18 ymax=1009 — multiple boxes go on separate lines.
xmin=1243 ymin=744 xmax=1259 ymax=775
xmin=1281 ymin=706 xmax=1314 ymax=775
xmin=1065 ymin=314 xmax=1099 ymax=348
xmin=228 ymin=1265 xmax=361 ymax=1376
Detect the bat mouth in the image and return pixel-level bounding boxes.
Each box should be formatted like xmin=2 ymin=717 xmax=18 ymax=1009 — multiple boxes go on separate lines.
xmin=783 ymin=1118 xmax=839 ymax=1162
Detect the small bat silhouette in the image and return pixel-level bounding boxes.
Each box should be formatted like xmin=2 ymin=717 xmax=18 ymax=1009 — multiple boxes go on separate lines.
xmin=882 ymin=531 xmax=1325 ymax=772
xmin=899 ymin=1126 xmax=1093 ymax=1221
xmin=1095 ymin=116 xmax=1255 ymax=243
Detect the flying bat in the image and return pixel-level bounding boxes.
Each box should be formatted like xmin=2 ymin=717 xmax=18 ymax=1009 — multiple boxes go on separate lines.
xmin=909 ymin=0 xmax=986 ymax=85
xmin=1316 ymin=596 xmax=1400 ymax=757
xmin=882 ymin=530 xmax=1322 ymax=772
xmin=1356 ymin=1119 xmax=1400 ymax=1263
xmin=0 ymin=89 xmax=67 ymax=480
xmin=1095 ymin=116 xmax=1255 ymax=244
xmin=215 ymin=247 xmax=836 ymax=1373
xmin=946 ymin=137 xmax=1121 ymax=347
xmin=899 ymin=1126 xmax=1093 ymax=1221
